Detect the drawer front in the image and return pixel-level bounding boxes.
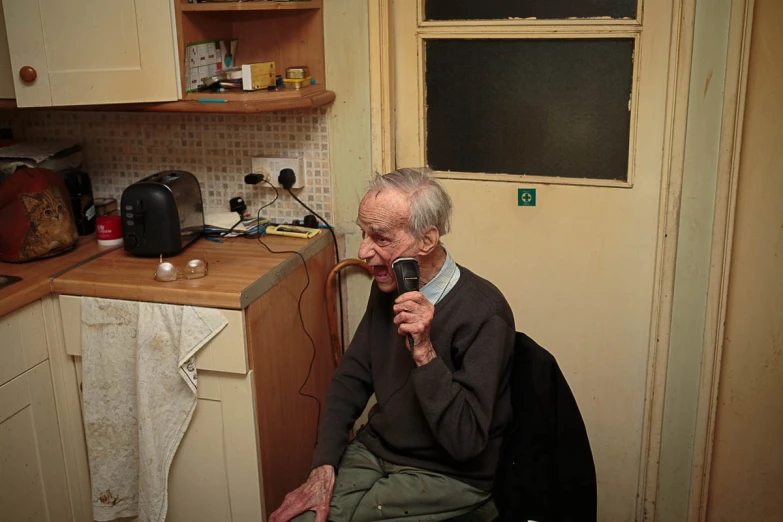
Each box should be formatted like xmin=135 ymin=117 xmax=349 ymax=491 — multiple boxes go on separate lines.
xmin=59 ymin=295 xmax=248 ymax=374
xmin=0 ymin=300 xmax=48 ymax=387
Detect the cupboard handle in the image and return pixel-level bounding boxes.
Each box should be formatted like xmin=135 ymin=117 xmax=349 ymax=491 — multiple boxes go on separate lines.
xmin=19 ymin=66 xmax=37 ymax=83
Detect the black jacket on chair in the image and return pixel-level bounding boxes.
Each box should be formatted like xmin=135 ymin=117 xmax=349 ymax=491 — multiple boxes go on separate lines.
xmin=493 ymin=333 xmax=597 ymax=522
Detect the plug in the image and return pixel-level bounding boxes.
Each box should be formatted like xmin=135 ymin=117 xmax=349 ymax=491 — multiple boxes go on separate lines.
xmin=244 ymin=173 xmax=265 ymax=185
xmin=278 ymin=168 xmax=296 ymax=190
xmin=229 ymin=196 xmax=247 ymax=215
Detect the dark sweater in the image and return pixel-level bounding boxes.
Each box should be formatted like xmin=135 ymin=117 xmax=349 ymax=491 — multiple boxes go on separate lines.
xmin=312 ymin=266 xmax=515 ymax=491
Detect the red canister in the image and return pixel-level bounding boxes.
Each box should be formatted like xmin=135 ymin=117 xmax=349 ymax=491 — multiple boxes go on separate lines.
xmin=96 ymin=215 xmax=123 ymax=247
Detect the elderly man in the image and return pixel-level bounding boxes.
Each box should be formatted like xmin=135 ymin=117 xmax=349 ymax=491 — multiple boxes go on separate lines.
xmin=270 ymin=168 xmax=516 ymax=522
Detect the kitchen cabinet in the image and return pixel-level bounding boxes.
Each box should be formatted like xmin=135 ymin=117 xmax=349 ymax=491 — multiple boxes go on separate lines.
xmin=0 ymin=0 xmax=334 ymax=113
xmin=0 ymin=299 xmax=72 ymax=522
xmin=0 ymin=1 xmax=15 ymax=99
xmin=51 ymin=234 xmax=336 ymax=521
xmin=1 ymin=0 xmax=178 ymax=107
xmin=59 ymin=297 xmax=265 ymax=521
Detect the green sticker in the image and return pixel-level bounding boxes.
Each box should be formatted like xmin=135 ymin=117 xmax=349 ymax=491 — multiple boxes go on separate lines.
xmin=518 ymin=188 xmax=536 ymax=206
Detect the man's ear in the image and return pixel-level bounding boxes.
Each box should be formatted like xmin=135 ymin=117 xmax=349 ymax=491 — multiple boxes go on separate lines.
xmin=417 ymin=226 xmax=440 ymax=256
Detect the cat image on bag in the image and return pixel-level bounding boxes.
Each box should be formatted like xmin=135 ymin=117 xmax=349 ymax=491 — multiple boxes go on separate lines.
xmin=19 ymin=186 xmax=78 ymax=261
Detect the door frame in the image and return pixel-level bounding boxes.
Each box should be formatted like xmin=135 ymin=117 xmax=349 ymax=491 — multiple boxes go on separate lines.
xmin=367 ymin=1 xmax=753 ymax=520
xmin=687 ymin=1 xmax=755 ymax=520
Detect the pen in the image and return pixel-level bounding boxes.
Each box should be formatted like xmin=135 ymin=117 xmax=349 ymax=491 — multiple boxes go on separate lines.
xmin=198 ymin=99 xmax=228 ymax=103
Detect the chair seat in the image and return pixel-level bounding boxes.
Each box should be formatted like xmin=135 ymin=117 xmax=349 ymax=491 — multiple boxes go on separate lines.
xmin=446 ymin=498 xmax=498 ymax=522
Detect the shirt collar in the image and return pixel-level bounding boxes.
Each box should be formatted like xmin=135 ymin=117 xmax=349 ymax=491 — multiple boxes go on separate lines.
xmin=420 ymin=250 xmax=459 ymax=305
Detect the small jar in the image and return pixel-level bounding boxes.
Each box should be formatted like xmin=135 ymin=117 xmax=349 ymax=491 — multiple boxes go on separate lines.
xmin=96 ymin=215 xmax=123 ymax=247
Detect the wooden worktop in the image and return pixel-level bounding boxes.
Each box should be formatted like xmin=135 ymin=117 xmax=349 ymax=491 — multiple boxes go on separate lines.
xmin=51 ymin=233 xmax=333 ymax=309
xmin=0 ymin=235 xmax=118 ymax=318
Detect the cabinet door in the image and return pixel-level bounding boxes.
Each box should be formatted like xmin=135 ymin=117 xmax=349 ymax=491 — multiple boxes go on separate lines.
xmin=0 ymin=1 xmax=15 ymax=99
xmin=0 ymin=361 xmax=72 ymax=522
xmin=1 ymin=0 xmax=178 ymax=107
xmin=168 ymin=371 xmax=265 ymax=522
xmin=69 ymin=359 xmax=265 ymax=521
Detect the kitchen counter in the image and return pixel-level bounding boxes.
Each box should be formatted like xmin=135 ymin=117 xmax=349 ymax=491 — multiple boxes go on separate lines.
xmin=51 ymin=232 xmax=333 ymax=309
xmin=0 ymin=235 xmax=118 ymax=318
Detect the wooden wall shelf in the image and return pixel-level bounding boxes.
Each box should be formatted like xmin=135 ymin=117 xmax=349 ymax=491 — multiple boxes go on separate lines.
xmin=2 ymin=88 xmax=334 ymax=114
xmin=132 ymin=86 xmax=335 ymax=114
xmin=180 ymin=1 xmax=322 ymax=13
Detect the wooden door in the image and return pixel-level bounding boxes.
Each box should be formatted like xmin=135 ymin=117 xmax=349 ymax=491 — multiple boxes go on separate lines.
xmin=392 ymin=1 xmax=676 ymax=520
xmin=705 ymin=0 xmax=783 ymax=519
xmin=1 ymin=0 xmax=178 ymax=107
xmin=0 ymin=361 xmax=72 ymax=522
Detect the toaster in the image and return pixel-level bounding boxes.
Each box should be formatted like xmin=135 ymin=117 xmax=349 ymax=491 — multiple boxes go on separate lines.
xmin=120 ymin=170 xmax=204 ymax=256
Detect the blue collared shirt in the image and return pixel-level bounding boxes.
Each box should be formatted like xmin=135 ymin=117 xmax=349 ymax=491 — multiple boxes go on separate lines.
xmin=420 ymin=250 xmax=461 ymax=305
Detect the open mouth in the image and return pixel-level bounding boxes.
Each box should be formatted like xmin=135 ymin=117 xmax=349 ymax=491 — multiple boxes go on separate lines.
xmin=373 ymin=265 xmax=392 ymax=283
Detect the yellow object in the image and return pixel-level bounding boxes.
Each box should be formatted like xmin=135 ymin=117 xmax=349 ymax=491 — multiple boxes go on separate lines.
xmin=265 ymin=225 xmax=321 ymax=239
xmin=285 ymin=66 xmax=310 ymax=79
xmin=283 ymin=76 xmax=313 ymax=89
xmin=241 ymin=62 xmax=276 ymax=91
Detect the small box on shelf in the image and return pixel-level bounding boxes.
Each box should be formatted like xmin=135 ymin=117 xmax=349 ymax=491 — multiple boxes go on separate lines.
xmin=186 ymin=39 xmax=237 ymax=93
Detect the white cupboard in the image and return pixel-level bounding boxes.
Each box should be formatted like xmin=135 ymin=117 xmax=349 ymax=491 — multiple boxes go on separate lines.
xmin=1 ymin=0 xmax=178 ymax=107
xmin=0 ymin=300 xmax=72 ymax=522
xmin=57 ymin=294 xmax=266 ymax=522
xmin=0 ymin=1 xmax=15 ymax=99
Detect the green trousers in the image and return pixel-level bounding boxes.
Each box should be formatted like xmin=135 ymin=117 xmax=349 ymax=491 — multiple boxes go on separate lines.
xmin=291 ymin=441 xmax=496 ymax=522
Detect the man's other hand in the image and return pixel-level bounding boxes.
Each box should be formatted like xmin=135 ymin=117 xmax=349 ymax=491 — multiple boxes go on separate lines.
xmin=268 ymin=465 xmax=335 ymax=522
xmin=393 ymin=291 xmax=437 ymax=366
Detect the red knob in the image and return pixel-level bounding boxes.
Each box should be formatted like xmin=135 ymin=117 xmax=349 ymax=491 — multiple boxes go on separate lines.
xmin=19 ymin=66 xmax=37 ymax=83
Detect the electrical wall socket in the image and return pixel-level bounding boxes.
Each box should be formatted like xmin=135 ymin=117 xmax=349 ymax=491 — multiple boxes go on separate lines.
xmin=251 ymin=156 xmax=306 ymax=189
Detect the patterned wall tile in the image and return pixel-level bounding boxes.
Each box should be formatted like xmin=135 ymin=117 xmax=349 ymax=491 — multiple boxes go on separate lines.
xmin=8 ymin=109 xmax=333 ymax=224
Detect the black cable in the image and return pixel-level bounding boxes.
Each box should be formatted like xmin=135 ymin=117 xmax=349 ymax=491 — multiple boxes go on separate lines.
xmin=286 ymin=188 xmax=346 ymax=355
xmin=242 ymin=180 xmax=279 ymax=239
xmin=203 ymin=217 xmax=245 ymax=239
xmin=254 ymin=181 xmax=321 ymax=446
xmin=221 ymin=217 xmax=244 ymax=237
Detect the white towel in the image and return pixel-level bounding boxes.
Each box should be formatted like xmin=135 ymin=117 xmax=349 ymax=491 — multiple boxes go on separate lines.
xmin=81 ymin=297 xmax=228 ymax=522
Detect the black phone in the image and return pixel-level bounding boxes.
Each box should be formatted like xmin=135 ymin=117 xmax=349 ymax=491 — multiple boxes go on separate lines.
xmin=392 ymin=257 xmax=419 ymax=352
xmin=392 ymin=257 xmax=420 ymax=295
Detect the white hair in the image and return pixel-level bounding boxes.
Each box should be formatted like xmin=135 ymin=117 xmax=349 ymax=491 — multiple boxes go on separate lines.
xmin=365 ymin=167 xmax=452 ymax=238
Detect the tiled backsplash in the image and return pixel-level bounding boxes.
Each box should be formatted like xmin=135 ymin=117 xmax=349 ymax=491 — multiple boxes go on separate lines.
xmin=6 ymin=109 xmax=332 ymax=223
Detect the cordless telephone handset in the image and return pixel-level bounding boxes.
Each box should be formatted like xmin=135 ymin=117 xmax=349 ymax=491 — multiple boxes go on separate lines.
xmin=392 ymin=257 xmax=420 ymax=352
xmin=392 ymin=257 xmax=420 ymax=295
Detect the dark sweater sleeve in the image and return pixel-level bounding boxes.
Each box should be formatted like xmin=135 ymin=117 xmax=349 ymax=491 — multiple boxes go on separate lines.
xmin=311 ymin=299 xmax=375 ymax=469
xmin=411 ymin=313 xmax=515 ymax=462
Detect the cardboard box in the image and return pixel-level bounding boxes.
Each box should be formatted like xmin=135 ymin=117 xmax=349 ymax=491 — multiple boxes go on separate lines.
xmin=185 ymin=38 xmax=237 ymax=92
xmin=241 ymin=62 xmax=276 ymax=91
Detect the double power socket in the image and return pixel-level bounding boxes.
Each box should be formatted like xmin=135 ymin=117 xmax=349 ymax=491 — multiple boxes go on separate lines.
xmin=251 ymin=156 xmax=306 ymax=189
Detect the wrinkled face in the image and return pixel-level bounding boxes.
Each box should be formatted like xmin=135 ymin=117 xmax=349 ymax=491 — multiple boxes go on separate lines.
xmin=357 ymin=189 xmax=420 ymax=293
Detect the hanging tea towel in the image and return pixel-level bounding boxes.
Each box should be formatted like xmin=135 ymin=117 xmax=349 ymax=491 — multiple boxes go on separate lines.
xmin=81 ymin=297 xmax=227 ymax=522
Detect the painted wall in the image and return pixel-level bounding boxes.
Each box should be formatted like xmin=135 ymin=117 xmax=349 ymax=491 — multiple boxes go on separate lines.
xmin=706 ymin=0 xmax=783 ymax=519
xmin=323 ymin=0 xmax=374 ymax=338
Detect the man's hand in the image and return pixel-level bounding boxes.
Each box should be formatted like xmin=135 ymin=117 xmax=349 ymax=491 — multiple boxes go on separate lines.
xmin=268 ymin=465 xmax=335 ymax=522
xmin=393 ymin=291 xmax=437 ymax=366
